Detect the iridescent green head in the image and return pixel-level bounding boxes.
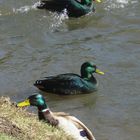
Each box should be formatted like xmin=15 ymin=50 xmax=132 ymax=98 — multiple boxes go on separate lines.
xmin=81 ymin=62 xmax=104 ymax=79
xmin=17 ymin=94 xmax=48 ymax=111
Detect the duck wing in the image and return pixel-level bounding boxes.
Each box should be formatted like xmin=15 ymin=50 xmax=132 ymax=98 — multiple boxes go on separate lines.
xmin=53 ymin=112 xmax=96 ymax=140
xmin=66 ymin=115 xmax=96 ymax=140
xmin=34 ymin=73 xmax=90 ymax=94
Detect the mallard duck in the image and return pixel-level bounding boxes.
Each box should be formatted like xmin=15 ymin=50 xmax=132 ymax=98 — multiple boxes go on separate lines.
xmin=37 ymin=0 xmax=101 ymax=17
xmin=17 ymin=94 xmax=96 ymax=140
xmin=34 ymin=62 xmax=104 ymax=95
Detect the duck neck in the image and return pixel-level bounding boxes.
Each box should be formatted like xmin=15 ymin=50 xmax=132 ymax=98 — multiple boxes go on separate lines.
xmin=37 ymin=103 xmax=48 ymax=112
xmin=38 ymin=108 xmax=50 ymax=120
xmin=81 ymin=71 xmax=93 ymax=80
xmin=38 ymin=108 xmax=59 ymax=126
xmin=37 ymin=103 xmax=49 ymax=120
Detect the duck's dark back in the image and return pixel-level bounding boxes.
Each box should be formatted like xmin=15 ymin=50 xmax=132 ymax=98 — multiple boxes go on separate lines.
xmin=34 ymin=73 xmax=97 ymax=95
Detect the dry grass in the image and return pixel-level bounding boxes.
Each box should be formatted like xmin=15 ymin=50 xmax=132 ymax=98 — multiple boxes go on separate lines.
xmin=0 ymin=97 xmax=73 ymax=140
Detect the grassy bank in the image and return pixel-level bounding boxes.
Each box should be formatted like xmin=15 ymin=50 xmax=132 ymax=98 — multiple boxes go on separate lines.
xmin=0 ymin=97 xmax=73 ymax=140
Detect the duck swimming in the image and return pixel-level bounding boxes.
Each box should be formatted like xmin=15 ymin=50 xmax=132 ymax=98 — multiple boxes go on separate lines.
xmin=37 ymin=0 xmax=101 ymax=17
xmin=17 ymin=94 xmax=96 ymax=140
xmin=34 ymin=62 xmax=104 ymax=95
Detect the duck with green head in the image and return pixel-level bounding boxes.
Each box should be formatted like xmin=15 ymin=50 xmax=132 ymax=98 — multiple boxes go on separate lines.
xmin=34 ymin=62 xmax=104 ymax=95
xmin=17 ymin=94 xmax=96 ymax=140
xmin=37 ymin=0 xmax=101 ymax=17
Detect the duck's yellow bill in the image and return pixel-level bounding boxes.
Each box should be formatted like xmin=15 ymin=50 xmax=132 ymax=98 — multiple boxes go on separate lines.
xmin=95 ymin=69 xmax=104 ymax=75
xmin=17 ymin=99 xmax=30 ymax=107
xmin=95 ymin=0 xmax=101 ymax=3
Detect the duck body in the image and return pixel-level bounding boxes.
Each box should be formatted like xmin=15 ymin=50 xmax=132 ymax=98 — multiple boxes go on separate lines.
xmin=37 ymin=0 xmax=95 ymax=17
xmin=34 ymin=73 xmax=97 ymax=95
xmin=39 ymin=110 xmax=95 ymax=140
xmin=34 ymin=62 xmax=104 ymax=95
xmin=17 ymin=94 xmax=96 ymax=140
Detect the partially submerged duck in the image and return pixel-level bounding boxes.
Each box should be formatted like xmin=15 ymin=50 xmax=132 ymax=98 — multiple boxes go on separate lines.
xmin=17 ymin=94 xmax=96 ymax=140
xmin=34 ymin=62 xmax=104 ymax=95
xmin=37 ymin=0 xmax=101 ymax=17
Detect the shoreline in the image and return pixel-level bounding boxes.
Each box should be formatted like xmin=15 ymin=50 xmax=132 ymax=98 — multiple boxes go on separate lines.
xmin=0 ymin=96 xmax=73 ymax=140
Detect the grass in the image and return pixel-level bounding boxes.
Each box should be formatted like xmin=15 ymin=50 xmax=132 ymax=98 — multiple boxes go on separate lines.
xmin=0 ymin=97 xmax=73 ymax=140
xmin=0 ymin=133 xmax=16 ymax=140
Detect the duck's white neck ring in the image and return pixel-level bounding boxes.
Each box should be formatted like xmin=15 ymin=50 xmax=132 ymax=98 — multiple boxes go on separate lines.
xmin=40 ymin=108 xmax=50 ymax=113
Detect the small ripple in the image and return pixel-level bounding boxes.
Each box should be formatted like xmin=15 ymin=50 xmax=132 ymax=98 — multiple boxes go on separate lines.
xmin=49 ymin=9 xmax=69 ymax=32
xmin=12 ymin=2 xmax=40 ymax=14
xmin=0 ymin=50 xmax=11 ymax=65
xmin=104 ymin=0 xmax=138 ymax=10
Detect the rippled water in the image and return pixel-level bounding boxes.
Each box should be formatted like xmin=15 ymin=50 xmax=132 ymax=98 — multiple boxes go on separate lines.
xmin=0 ymin=0 xmax=140 ymax=139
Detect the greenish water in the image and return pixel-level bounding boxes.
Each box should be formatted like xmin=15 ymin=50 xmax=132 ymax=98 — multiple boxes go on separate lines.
xmin=0 ymin=0 xmax=140 ymax=139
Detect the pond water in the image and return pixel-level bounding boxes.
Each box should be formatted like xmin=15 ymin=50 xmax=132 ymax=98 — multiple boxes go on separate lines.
xmin=0 ymin=0 xmax=140 ymax=139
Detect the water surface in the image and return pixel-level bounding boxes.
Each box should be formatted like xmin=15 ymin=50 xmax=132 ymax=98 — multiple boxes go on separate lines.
xmin=0 ymin=0 xmax=140 ymax=139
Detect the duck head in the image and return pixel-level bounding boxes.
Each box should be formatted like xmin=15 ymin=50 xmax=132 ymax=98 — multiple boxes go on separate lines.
xmin=17 ymin=94 xmax=48 ymax=111
xmin=81 ymin=62 xmax=104 ymax=79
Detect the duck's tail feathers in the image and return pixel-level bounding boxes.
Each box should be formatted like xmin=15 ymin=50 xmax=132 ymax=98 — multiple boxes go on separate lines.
xmin=34 ymin=80 xmax=46 ymax=90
